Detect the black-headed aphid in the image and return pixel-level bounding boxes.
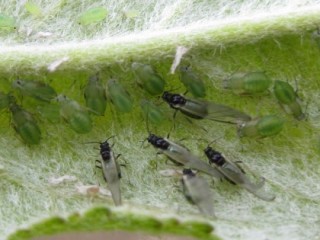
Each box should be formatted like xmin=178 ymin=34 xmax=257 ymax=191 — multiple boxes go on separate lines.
xmin=12 ymin=79 xmax=57 ymax=102
xmin=273 ymin=80 xmax=305 ymax=120
xmin=107 ymin=79 xmax=133 ymax=113
xmin=162 ymin=91 xmax=251 ymax=124
xmin=78 ymin=7 xmax=108 ymax=25
xmin=179 ymin=66 xmax=206 ymax=98
xmin=181 ymin=169 xmax=215 ymax=217
xmin=96 ymin=137 xmax=122 ymax=206
xmin=237 ymin=115 xmax=284 ymax=138
xmin=8 ymin=96 xmax=41 ymax=145
xmin=204 ymin=146 xmax=275 ymax=201
xmin=56 ymin=94 xmax=92 ymax=134
xmin=224 ymin=72 xmax=272 ymax=95
xmin=147 ymin=134 xmax=223 ymax=179
xmin=132 ymin=62 xmax=165 ymax=95
xmin=84 ymin=75 xmax=107 ymax=116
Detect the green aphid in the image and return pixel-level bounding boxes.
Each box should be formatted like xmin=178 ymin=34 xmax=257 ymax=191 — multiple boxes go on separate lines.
xmin=25 ymin=1 xmax=42 ymax=18
xmin=12 ymin=79 xmax=57 ymax=102
xmin=224 ymin=72 xmax=272 ymax=95
xmin=37 ymin=103 xmax=61 ymax=123
xmin=78 ymin=7 xmax=108 ymax=25
xmin=107 ymin=79 xmax=133 ymax=113
xmin=179 ymin=66 xmax=206 ymax=98
xmin=56 ymin=95 xmax=92 ymax=134
xmin=237 ymin=115 xmax=284 ymax=138
xmin=9 ymin=97 xmax=41 ymax=145
xmin=140 ymin=99 xmax=165 ymax=125
xmin=0 ymin=14 xmax=16 ymax=30
xmin=273 ymin=80 xmax=305 ymax=120
xmin=132 ymin=62 xmax=165 ymax=95
xmin=0 ymin=92 xmax=11 ymax=110
xmin=84 ymin=75 xmax=107 ymax=116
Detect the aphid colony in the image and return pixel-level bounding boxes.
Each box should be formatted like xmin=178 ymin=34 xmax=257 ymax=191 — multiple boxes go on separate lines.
xmin=0 ymin=63 xmax=306 ymax=217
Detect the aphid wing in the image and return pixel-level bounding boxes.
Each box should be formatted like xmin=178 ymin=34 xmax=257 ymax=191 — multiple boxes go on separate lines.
xmin=206 ymin=101 xmax=251 ymax=124
xmin=183 ymin=175 xmax=215 ymax=217
xmin=219 ymin=163 xmax=247 ymax=184
xmin=239 ymin=177 xmax=275 ymax=202
xmin=101 ymin=154 xmax=122 ymax=206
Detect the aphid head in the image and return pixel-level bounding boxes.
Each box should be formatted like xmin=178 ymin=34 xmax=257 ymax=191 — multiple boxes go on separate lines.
xmin=204 ymin=147 xmax=225 ymax=166
xmin=162 ymin=91 xmax=186 ymax=108
xmin=100 ymin=139 xmax=110 ymax=149
xmin=179 ymin=65 xmax=190 ymax=72
xmin=147 ymin=133 xmax=169 ymax=150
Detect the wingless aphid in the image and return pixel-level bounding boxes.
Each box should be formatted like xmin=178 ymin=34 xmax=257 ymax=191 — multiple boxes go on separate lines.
xmin=140 ymin=99 xmax=166 ymax=125
xmin=25 ymin=1 xmax=42 ymax=18
xmin=132 ymin=62 xmax=166 ymax=95
xmin=8 ymin=96 xmax=41 ymax=145
xmin=181 ymin=169 xmax=215 ymax=217
xmin=179 ymin=66 xmax=206 ymax=98
xmin=84 ymin=75 xmax=107 ymax=116
xmin=237 ymin=115 xmax=284 ymax=138
xmin=107 ymin=79 xmax=133 ymax=113
xmin=273 ymin=80 xmax=305 ymax=120
xmin=147 ymin=134 xmax=223 ymax=179
xmin=162 ymin=91 xmax=251 ymax=124
xmin=224 ymin=72 xmax=272 ymax=95
xmin=12 ymin=79 xmax=57 ymax=102
xmin=78 ymin=7 xmax=108 ymax=25
xmin=96 ymin=138 xmax=122 ymax=206
xmin=204 ymin=146 xmax=275 ymax=201
xmin=56 ymin=94 xmax=92 ymax=134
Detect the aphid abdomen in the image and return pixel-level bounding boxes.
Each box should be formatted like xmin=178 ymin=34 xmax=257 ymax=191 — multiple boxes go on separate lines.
xmin=238 ymin=115 xmax=284 ymax=138
xmin=226 ymin=72 xmax=271 ymax=94
xmin=10 ymin=105 xmax=41 ymax=145
xmin=132 ymin=63 xmax=165 ymax=95
xmin=68 ymin=111 xmax=92 ymax=134
xmin=140 ymin=100 xmax=165 ymax=124
xmin=84 ymin=76 xmax=107 ymax=116
xmin=274 ymin=80 xmax=296 ymax=104
xmin=257 ymin=115 xmax=284 ymax=137
xmin=86 ymin=97 xmax=107 ymax=116
xmin=78 ymin=7 xmax=108 ymax=25
xmin=180 ymin=66 xmax=206 ymax=98
xmin=107 ymin=80 xmax=133 ymax=113
xmin=0 ymin=14 xmax=16 ymax=30
xmin=14 ymin=121 xmax=41 ymax=145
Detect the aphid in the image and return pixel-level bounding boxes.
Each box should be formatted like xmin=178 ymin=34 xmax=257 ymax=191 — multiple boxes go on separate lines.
xmin=96 ymin=138 xmax=122 ymax=206
xmin=132 ymin=62 xmax=165 ymax=95
xmin=9 ymin=96 xmax=41 ymax=145
xmin=181 ymin=169 xmax=215 ymax=217
xmin=25 ymin=1 xmax=42 ymax=18
xmin=12 ymin=79 xmax=57 ymax=102
xmin=162 ymin=91 xmax=251 ymax=124
xmin=273 ymin=80 xmax=305 ymax=120
xmin=205 ymin=146 xmax=275 ymax=201
xmin=179 ymin=66 xmax=206 ymax=98
xmin=237 ymin=115 xmax=284 ymax=138
xmin=224 ymin=72 xmax=272 ymax=95
xmin=84 ymin=75 xmax=107 ymax=116
xmin=78 ymin=7 xmax=108 ymax=25
xmin=140 ymin=99 xmax=165 ymax=125
xmin=147 ymin=133 xmax=223 ymax=179
xmin=0 ymin=14 xmax=16 ymax=30
xmin=107 ymin=79 xmax=133 ymax=113
xmin=56 ymin=94 xmax=92 ymax=134
xmin=0 ymin=92 xmax=11 ymax=110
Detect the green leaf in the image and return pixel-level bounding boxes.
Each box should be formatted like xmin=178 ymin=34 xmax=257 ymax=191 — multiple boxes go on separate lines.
xmin=1 ymin=1 xmax=320 ymax=240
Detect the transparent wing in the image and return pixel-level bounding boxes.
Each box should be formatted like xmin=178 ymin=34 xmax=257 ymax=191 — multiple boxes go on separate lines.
xmin=181 ymin=98 xmax=251 ymax=124
xmin=184 ymin=175 xmax=215 ymax=217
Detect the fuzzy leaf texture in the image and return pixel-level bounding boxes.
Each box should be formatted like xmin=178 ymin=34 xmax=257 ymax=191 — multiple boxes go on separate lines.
xmin=1 ymin=0 xmax=320 ymax=240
